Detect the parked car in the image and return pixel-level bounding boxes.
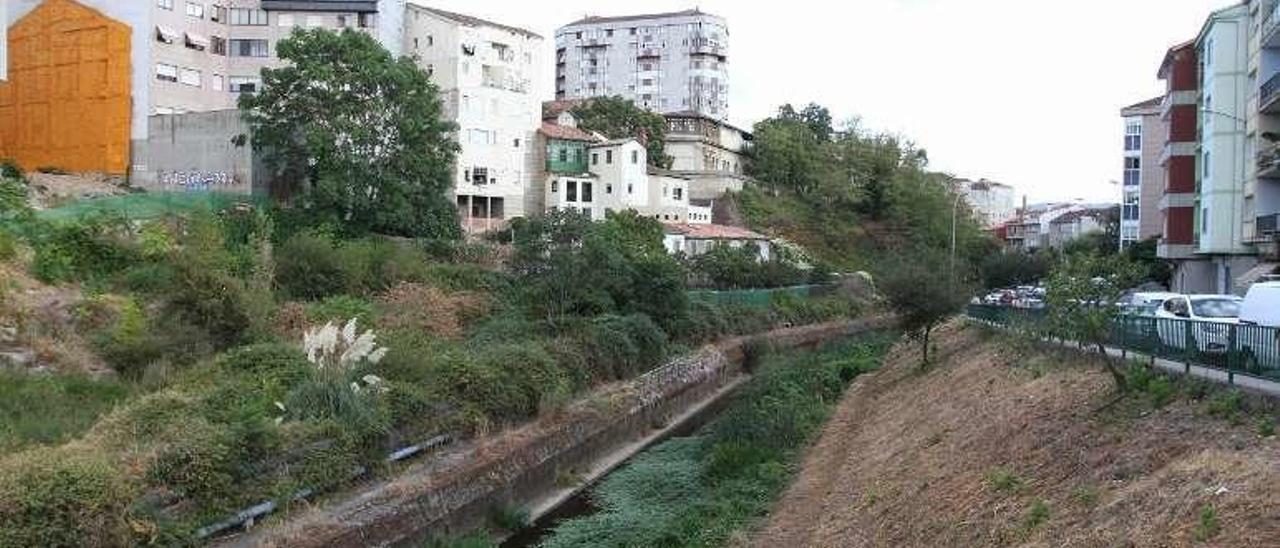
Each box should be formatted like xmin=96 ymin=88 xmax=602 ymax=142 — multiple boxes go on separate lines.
xmin=1119 ymin=291 xmax=1179 ymax=317
xmin=1154 ymin=294 xmax=1242 ymax=353
xmin=1236 ymin=282 xmax=1280 ymax=371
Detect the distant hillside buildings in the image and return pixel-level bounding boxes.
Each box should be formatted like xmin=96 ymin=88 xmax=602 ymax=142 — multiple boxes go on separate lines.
xmin=953 ymin=178 xmax=1016 ymax=228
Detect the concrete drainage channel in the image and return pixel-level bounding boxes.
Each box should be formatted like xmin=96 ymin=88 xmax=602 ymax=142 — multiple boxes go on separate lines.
xmin=215 ymin=316 xmax=896 ymax=548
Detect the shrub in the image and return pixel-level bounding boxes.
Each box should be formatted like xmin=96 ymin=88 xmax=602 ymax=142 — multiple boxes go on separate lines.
xmin=307 ymin=295 xmax=376 ymax=326
xmin=0 ymin=450 xmax=134 ymax=547
xmin=91 ymin=296 xmax=162 ymax=377
xmin=146 ymin=419 xmax=240 ymax=507
xmin=30 ymin=216 xmax=137 ymax=283
xmin=1023 ymin=500 xmax=1050 ymax=530
xmin=274 ymin=232 xmax=347 ymax=300
xmin=0 ymin=158 xmax=22 ymax=181
xmin=1195 ymin=504 xmax=1219 ymax=541
xmin=581 ymin=314 xmax=668 ymax=380
xmin=986 ymin=468 xmax=1025 ymax=494
xmin=166 ymin=264 xmax=257 ymax=349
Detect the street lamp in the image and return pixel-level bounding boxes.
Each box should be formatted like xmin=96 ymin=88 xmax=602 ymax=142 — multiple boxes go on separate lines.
xmin=950 ymin=192 xmax=964 ymax=285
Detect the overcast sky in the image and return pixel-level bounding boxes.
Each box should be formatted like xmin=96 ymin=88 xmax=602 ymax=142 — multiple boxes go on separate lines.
xmin=416 ymin=0 xmax=1236 ymax=203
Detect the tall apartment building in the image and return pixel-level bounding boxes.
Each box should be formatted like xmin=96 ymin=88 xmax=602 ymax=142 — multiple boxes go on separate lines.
xmin=403 ymin=5 xmax=543 ymax=231
xmin=554 ymin=9 xmax=729 ymax=120
xmin=1 ymin=0 xmax=404 ymax=175
xmin=1254 ymin=0 xmax=1280 ymax=278
xmin=1119 ymin=97 xmax=1167 ymax=250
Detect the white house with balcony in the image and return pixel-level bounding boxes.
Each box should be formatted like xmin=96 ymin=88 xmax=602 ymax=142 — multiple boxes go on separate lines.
xmin=543 ymin=136 xmax=698 ymax=222
xmin=404 ymin=5 xmax=543 ymax=233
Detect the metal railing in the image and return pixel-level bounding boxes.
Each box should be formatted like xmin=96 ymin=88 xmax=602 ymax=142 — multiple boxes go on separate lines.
xmin=1258 ymin=213 xmax=1279 ymax=237
xmin=1261 ymin=72 xmax=1280 ymax=111
xmin=966 ymin=304 xmax=1280 ymax=382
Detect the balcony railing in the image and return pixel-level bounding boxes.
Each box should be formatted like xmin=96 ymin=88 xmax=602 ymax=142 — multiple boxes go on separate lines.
xmin=1260 ymin=213 xmax=1280 ymax=237
xmin=1266 ymin=1 xmax=1280 ymax=48
xmin=1262 ymin=72 xmax=1280 ymax=113
xmin=1259 ymin=143 xmax=1280 ymax=178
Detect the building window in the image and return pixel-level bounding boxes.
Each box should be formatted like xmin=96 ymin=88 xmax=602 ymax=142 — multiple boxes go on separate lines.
xmin=211 ymin=36 xmax=227 ymax=55
xmin=1203 ymin=151 xmax=1211 ymax=179
xmin=158 ymin=0 xmax=174 ymax=10
xmin=627 ymin=184 xmax=633 ymax=194
xmin=278 ymin=14 xmax=295 ymax=27
xmin=185 ymin=33 xmax=208 ymax=51
xmin=358 ymin=13 xmax=372 ymax=28
xmin=230 ymin=8 xmax=268 ymax=26
xmin=559 ymin=149 xmax=568 ymax=163
xmin=211 ymin=74 xmax=224 ymax=91
xmin=582 ymin=182 xmax=593 ymax=202
xmin=337 ymin=14 xmax=348 ymax=27
xmin=567 ymin=180 xmax=578 ymax=201
xmin=186 ymin=2 xmax=204 ymax=18
xmin=674 ymin=187 xmax=683 ymax=200
xmin=228 ymin=76 xmax=260 ymax=93
xmin=514 ymin=138 xmax=521 ymax=148
xmin=231 ymin=39 xmax=269 ymax=57
xmin=1124 ymin=157 xmax=1140 ymax=186
xmin=552 ymin=180 xmax=559 ymax=193
xmin=606 ymin=184 xmax=613 ymax=194
xmin=472 ymin=167 xmax=489 ymax=185
xmin=156 ymin=63 xmax=179 ymax=82
xmin=592 ymin=153 xmax=599 ymax=165
xmin=156 ymin=26 xmax=178 ymax=44
xmin=179 ymin=68 xmax=201 ymax=87
xmin=631 ymin=150 xmax=638 ymax=164
xmin=1124 ymin=120 xmax=1141 ymax=151
xmin=210 ymin=5 xmax=226 ymax=23
xmin=606 ymin=150 xmax=613 ymax=164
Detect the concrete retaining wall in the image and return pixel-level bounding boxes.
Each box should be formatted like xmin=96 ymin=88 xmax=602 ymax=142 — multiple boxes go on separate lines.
xmin=130 ymin=109 xmax=262 ymax=194
xmin=228 ymin=316 xmax=895 ymax=548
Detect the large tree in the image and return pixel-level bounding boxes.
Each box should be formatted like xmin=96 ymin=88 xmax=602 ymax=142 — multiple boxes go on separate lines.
xmin=240 ymin=28 xmax=459 ymax=238
xmin=1044 ymin=254 xmax=1145 ymax=391
xmin=571 ymin=97 xmax=671 ymax=168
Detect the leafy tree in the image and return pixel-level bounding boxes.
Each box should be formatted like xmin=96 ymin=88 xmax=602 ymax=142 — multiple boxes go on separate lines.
xmin=1124 ymin=237 xmax=1172 ymax=287
xmin=878 ymin=250 xmax=973 ymax=366
xmin=981 ymin=250 xmax=1053 ymax=289
xmin=1044 ymin=254 xmax=1145 ymax=391
xmin=509 ymin=210 xmax=687 ymax=329
xmin=240 ymin=28 xmax=459 ymax=238
xmin=571 ymin=97 xmax=671 ymax=168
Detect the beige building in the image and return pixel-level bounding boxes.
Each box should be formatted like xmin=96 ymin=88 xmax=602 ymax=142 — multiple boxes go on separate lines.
xmin=664 ymin=111 xmax=751 ymax=200
xmin=1120 ymin=96 xmax=1167 ymax=249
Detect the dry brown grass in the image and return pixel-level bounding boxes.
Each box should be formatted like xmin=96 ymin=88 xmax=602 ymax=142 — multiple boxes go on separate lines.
xmin=375 ymin=282 xmax=489 ymax=340
xmin=752 ymin=321 xmax=1280 ymax=547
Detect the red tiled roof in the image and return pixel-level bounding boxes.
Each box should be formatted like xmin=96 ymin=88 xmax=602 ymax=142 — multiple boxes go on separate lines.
xmin=542 ymin=99 xmax=587 ymax=120
xmin=539 ymin=122 xmax=599 ymax=142
xmin=664 ymin=223 xmax=768 ymax=240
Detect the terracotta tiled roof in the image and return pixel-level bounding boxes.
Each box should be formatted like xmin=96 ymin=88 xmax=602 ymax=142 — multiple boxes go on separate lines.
xmin=664 ymin=223 xmax=768 ymax=240
xmin=539 ymin=122 xmax=599 ymax=142
xmin=542 ymin=99 xmax=587 ymax=120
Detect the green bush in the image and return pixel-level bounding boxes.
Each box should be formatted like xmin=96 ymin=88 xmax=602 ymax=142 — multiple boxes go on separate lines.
xmin=146 ymin=419 xmax=240 ymax=507
xmin=275 ymin=232 xmax=348 ymax=300
xmin=581 ymin=314 xmax=668 ymax=380
xmin=166 ymin=264 xmax=258 ymax=349
xmin=30 ymin=216 xmax=137 ymax=283
xmin=0 ymin=158 xmax=22 ymax=181
xmin=306 ymin=295 xmax=375 ymax=325
xmin=0 ymin=372 xmax=132 ymax=453
xmin=0 ymin=450 xmax=134 ymax=547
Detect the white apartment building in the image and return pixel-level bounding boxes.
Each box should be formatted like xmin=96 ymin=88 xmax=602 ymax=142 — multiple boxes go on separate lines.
xmin=403 ymin=4 xmax=543 ymax=231
xmin=1196 ymin=3 xmax=1258 ymax=292
xmin=955 ymin=178 xmax=1016 ymax=228
xmin=554 ymin=9 xmax=729 ymax=120
xmin=1119 ymin=96 xmax=1166 ymax=250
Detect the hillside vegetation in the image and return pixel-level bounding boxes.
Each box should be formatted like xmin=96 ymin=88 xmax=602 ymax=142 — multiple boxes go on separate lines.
xmin=736 ymin=104 xmax=993 ymax=274
xmin=754 ymin=322 xmax=1280 ymax=547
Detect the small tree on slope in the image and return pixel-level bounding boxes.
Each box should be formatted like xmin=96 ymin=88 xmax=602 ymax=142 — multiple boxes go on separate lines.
xmin=879 ymin=251 xmax=973 ymax=367
xmin=1044 ymin=254 xmax=1144 ymax=392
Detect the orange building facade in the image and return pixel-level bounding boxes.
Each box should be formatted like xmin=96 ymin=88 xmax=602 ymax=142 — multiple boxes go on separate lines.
xmin=0 ymin=0 xmax=131 ymax=174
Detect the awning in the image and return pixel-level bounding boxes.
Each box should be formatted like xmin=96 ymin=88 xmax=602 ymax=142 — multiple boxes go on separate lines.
xmin=156 ymin=25 xmax=179 ymax=44
xmin=1236 ymin=262 xmax=1279 ymax=291
xmin=185 ymin=32 xmax=210 ymax=49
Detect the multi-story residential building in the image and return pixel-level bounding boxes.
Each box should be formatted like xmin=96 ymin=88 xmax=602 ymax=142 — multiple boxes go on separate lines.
xmin=954 ymin=178 xmax=1016 ymax=228
xmin=1 ymin=0 xmax=404 ymax=176
xmin=1119 ymin=97 xmax=1167 ymax=250
xmin=1252 ymin=0 xmax=1280 ymax=279
xmin=1047 ymin=208 xmax=1114 ymax=249
xmin=664 ymin=111 xmax=751 ymax=199
xmin=1157 ymin=39 xmax=1205 ymax=290
xmin=554 ymin=9 xmax=729 ymax=120
xmin=403 ymin=4 xmax=542 ymax=232
xmin=1194 ymin=2 xmax=1257 ymax=293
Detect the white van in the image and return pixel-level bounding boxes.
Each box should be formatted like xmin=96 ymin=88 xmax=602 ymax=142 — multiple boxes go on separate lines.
xmin=1237 ymin=282 xmax=1280 ymax=370
xmin=1154 ymin=294 xmax=1241 ymax=353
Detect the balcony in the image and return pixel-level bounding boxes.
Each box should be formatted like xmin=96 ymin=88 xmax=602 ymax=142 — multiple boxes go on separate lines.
xmin=1261 ymin=72 xmax=1280 ymax=114
xmin=637 ymin=48 xmax=661 ymax=59
xmin=1259 ymin=143 xmax=1280 ymax=179
xmin=690 ymin=44 xmax=726 ymax=59
xmin=1261 ymin=214 xmax=1280 ymax=237
xmin=1266 ymin=0 xmax=1280 ymax=49
xmin=580 ymin=39 xmax=608 ymax=49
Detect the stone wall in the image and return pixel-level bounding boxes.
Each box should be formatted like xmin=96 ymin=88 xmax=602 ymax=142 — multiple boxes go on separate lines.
xmin=228 ymin=316 xmax=896 ymax=548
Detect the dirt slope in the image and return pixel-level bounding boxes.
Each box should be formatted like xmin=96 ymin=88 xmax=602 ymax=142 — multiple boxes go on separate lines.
xmin=752 ymin=322 xmax=1280 ymax=547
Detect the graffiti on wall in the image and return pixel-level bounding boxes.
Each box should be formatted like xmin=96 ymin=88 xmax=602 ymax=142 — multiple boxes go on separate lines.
xmin=158 ymin=170 xmax=241 ymax=191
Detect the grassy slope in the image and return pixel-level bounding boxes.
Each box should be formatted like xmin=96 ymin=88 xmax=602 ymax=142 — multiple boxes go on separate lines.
xmin=753 ymin=322 xmax=1280 ymax=547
